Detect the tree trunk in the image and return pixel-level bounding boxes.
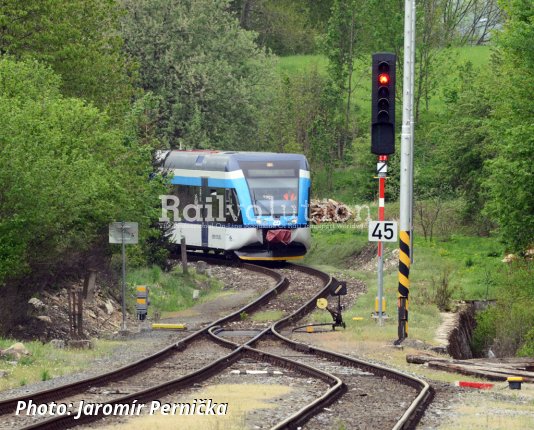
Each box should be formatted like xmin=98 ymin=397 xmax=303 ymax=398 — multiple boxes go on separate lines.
xmin=341 ymin=11 xmax=356 ymax=161
xmin=240 ymin=0 xmax=253 ymax=29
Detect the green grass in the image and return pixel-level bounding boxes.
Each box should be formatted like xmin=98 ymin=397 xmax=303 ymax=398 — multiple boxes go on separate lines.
xmin=305 ymin=225 xmax=369 ymax=267
xmin=127 ymin=266 xmax=223 ymax=317
xmin=0 ymin=339 xmax=119 ymax=391
xmin=416 ymin=234 xmax=504 ymax=300
xmin=307 ymin=225 xmax=504 ymax=300
xmin=300 ymin=222 xmax=442 ymax=342
xmin=276 ymin=54 xmax=328 ymax=75
xmin=455 ymin=45 xmax=491 ymax=66
xmin=303 ymin=223 xmax=505 ymax=344
xmin=277 ymin=46 xmax=491 ymax=84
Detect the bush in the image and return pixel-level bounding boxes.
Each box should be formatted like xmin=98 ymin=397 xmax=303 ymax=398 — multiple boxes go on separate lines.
xmin=471 ymin=308 xmax=497 ymax=357
xmin=432 ymin=267 xmax=456 ymax=311
xmin=518 ymin=327 xmax=534 ymax=357
xmin=472 ymin=262 xmax=534 ymax=357
xmin=127 ymin=266 xmax=222 ymax=317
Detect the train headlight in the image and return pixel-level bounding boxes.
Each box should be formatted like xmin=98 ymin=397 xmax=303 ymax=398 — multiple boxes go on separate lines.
xmin=291 ymin=218 xmax=297 ymax=224
xmin=256 ymin=218 xmax=262 ymax=225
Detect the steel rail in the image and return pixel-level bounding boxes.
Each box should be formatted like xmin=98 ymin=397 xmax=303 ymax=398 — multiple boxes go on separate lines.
xmin=0 ymin=257 xmax=286 ymax=416
xmin=207 ymin=325 xmax=348 ymax=430
xmin=270 ymin=263 xmax=434 ymax=430
xmin=209 ymin=263 xmax=432 ymax=429
xmin=4 ymin=257 xmax=433 ymax=430
xmin=12 ymin=258 xmax=295 ymax=429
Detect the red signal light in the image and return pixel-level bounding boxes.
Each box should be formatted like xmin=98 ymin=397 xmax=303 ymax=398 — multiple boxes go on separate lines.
xmin=378 ymin=73 xmax=390 ymax=85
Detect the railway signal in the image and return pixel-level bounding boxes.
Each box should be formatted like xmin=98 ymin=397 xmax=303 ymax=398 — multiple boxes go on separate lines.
xmin=371 ymin=53 xmax=396 ymax=155
xmin=370 ymin=53 xmax=396 ymax=324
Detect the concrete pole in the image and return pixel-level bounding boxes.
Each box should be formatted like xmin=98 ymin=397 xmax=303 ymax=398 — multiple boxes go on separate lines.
xmin=409 ymin=0 xmax=416 ymax=264
xmin=397 ymin=0 xmax=416 ymax=343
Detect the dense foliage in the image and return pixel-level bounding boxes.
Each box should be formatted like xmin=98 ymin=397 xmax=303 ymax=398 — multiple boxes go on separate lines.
xmin=0 ymin=59 xmax=161 ymax=285
xmin=482 ymin=0 xmax=534 ymax=252
xmin=472 ymin=262 xmax=534 ymax=357
xmin=0 ymin=0 xmax=135 ymax=117
xmin=121 ymin=0 xmax=275 ymax=150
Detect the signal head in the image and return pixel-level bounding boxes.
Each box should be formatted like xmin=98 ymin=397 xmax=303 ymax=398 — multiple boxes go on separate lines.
xmin=371 ymin=53 xmax=397 ymax=155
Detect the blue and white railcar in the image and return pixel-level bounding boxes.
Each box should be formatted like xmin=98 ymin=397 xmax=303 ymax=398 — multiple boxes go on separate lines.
xmin=159 ymin=150 xmax=311 ymax=260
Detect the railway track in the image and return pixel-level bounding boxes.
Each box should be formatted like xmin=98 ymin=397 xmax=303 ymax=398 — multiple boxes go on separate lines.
xmin=0 ymin=255 xmax=433 ymax=429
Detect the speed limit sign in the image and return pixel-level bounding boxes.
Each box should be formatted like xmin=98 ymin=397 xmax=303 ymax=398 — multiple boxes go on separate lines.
xmin=368 ymin=221 xmax=398 ymax=242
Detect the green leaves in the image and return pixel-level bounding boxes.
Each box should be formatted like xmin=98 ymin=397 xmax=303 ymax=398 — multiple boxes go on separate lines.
xmin=482 ymin=1 xmax=534 ymax=252
xmin=121 ymin=0 xmax=275 ymax=150
xmin=0 ymin=0 xmax=135 ymax=117
xmin=0 ymin=58 xmax=160 ymax=284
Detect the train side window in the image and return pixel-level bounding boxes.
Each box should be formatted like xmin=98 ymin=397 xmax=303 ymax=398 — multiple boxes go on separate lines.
xmin=207 ymin=188 xmax=225 ymax=222
xmin=171 ymin=185 xmax=202 ymax=219
xmin=225 ymin=188 xmax=242 ymax=224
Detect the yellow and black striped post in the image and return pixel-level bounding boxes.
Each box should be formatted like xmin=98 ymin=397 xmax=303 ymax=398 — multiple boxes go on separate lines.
xmin=397 ymin=230 xmax=410 ymax=341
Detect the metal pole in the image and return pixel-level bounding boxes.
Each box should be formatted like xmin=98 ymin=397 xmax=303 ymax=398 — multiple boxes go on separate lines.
xmin=121 ymin=221 xmax=126 ymax=331
xmin=409 ymin=0 xmax=416 ymax=264
xmin=397 ymin=0 xmax=416 ymax=344
xmin=377 ymin=155 xmax=387 ymax=326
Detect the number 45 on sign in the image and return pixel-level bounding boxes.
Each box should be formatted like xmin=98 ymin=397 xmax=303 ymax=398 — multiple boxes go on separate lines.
xmin=368 ymin=221 xmax=398 ymax=242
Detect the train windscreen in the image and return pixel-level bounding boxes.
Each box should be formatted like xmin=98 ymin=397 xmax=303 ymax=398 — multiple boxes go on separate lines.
xmin=239 ymin=161 xmax=302 ymax=217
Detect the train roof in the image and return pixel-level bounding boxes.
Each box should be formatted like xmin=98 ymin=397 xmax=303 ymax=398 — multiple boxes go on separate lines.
xmin=160 ymin=150 xmax=309 ymax=172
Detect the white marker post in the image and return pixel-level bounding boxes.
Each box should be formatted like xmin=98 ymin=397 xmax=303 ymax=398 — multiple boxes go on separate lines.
xmin=369 ymin=205 xmax=398 ymax=326
xmin=377 ymin=156 xmax=387 ymax=325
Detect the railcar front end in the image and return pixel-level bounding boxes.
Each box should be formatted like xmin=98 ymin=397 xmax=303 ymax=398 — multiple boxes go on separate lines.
xmin=159 ymin=151 xmax=311 ymax=261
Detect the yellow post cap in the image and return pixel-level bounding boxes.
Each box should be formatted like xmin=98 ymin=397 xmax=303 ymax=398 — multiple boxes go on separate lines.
xmin=507 ymin=377 xmax=523 ymax=382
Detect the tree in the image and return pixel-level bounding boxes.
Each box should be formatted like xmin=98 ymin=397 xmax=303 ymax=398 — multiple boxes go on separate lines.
xmin=229 ymin=0 xmax=331 ymax=54
xmin=0 ymin=0 xmax=135 ymax=116
xmin=323 ymin=0 xmax=364 ymax=161
xmin=0 ymin=58 xmax=161 ymax=289
xmin=121 ymin=0 xmax=275 ymax=150
xmin=483 ymin=0 xmax=534 ymax=251
xmin=441 ymin=0 xmax=503 ymax=46
xmin=413 ymin=61 xmax=493 ymax=233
